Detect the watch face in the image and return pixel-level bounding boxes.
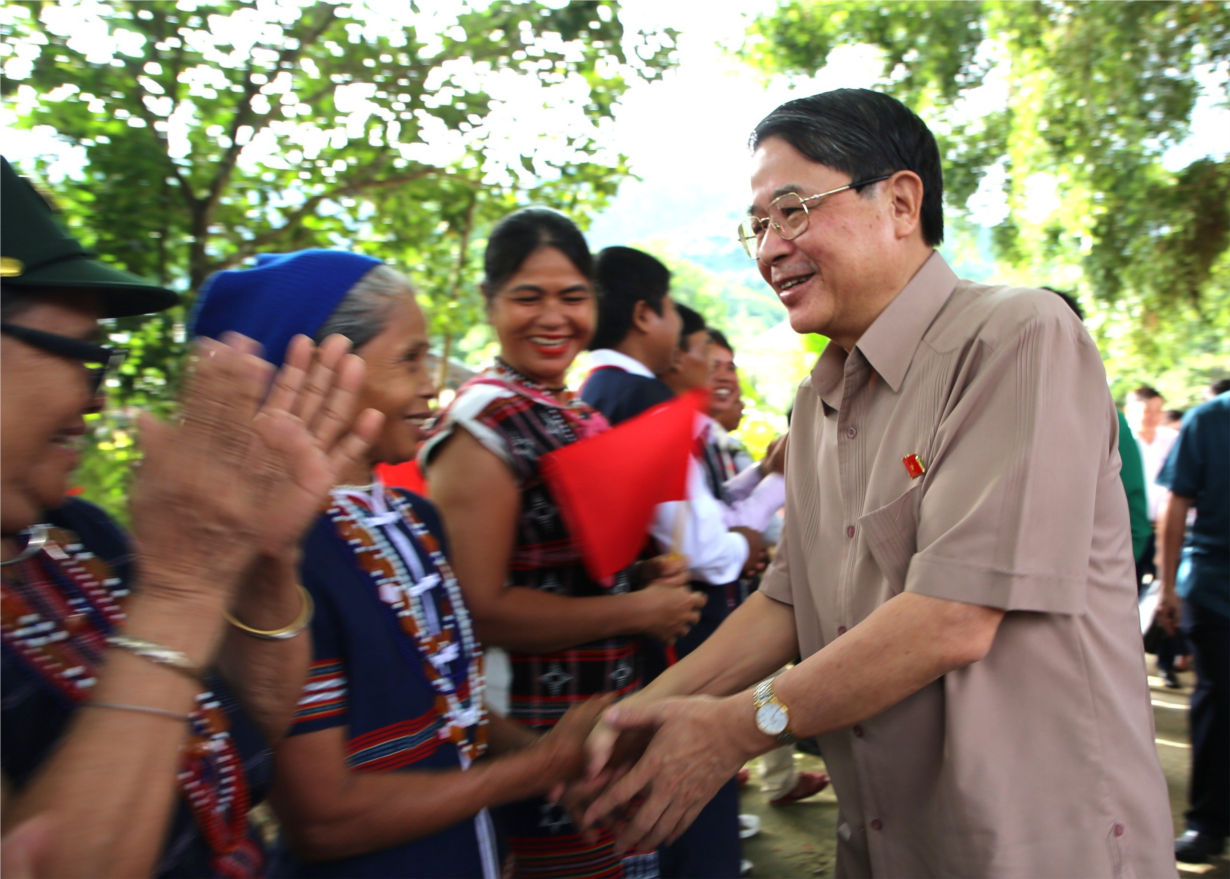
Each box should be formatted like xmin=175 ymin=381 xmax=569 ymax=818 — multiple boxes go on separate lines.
xmin=756 ymin=702 xmax=788 ymax=736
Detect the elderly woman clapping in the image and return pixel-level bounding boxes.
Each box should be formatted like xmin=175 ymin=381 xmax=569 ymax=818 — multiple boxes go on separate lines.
xmin=0 ymin=159 xmax=381 ymax=878
xmin=192 ymin=250 xmax=609 ymax=879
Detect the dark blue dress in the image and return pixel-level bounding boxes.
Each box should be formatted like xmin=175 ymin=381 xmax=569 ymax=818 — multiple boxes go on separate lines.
xmin=0 ymin=497 xmax=274 ymax=878
xmin=285 ymin=487 xmax=488 ymax=879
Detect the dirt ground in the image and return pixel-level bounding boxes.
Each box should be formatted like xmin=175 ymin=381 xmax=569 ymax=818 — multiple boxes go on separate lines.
xmin=738 ymin=657 xmax=1228 ymax=878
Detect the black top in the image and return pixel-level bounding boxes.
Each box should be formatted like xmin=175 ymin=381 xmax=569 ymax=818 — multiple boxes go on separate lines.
xmin=580 ymin=365 xmax=673 ymax=426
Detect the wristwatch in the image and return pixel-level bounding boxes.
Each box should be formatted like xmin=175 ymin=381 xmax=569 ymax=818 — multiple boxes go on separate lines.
xmin=752 ymin=679 xmax=796 ymax=745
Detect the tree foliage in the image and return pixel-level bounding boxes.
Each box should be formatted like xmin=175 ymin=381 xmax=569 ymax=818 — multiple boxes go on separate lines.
xmin=1 ymin=0 xmax=676 ymax=519
xmin=743 ymin=0 xmax=1230 ymax=399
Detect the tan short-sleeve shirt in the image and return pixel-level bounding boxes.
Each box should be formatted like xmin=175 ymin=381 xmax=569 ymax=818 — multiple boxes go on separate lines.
xmin=760 ymin=253 xmax=1175 ymax=878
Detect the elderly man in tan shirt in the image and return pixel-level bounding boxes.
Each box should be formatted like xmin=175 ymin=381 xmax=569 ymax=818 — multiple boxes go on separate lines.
xmin=575 ymin=89 xmax=1176 ymax=878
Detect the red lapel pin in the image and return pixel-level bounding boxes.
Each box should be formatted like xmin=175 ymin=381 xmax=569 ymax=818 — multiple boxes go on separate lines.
xmin=902 ymin=453 xmax=926 ymax=479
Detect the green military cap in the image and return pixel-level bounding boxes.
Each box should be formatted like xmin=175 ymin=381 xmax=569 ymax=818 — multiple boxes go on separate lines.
xmin=1 ymin=156 xmax=177 ymax=317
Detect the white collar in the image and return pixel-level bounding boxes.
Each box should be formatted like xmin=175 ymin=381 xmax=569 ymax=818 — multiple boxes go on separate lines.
xmin=587 ymin=348 xmax=657 ymax=380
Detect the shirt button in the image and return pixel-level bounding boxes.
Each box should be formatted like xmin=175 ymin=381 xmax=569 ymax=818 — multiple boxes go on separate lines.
xmin=852 ymin=725 xmax=864 ymax=738
xmin=846 ymin=525 xmax=855 ymax=538
xmin=1114 ymin=823 xmax=1124 ymax=837
xmin=846 ymin=426 xmax=857 ymax=438
xmin=870 ymin=819 xmax=883 ymax=831
xmin=837 ymin=625 xmax=847 ymax=635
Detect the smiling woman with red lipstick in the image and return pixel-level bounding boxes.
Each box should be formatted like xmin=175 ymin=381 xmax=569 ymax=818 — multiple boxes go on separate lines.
xmin=425 ymin=208 xmax=702 ymax=879
xmin=491 ymin=242 xmax=595 ymax=392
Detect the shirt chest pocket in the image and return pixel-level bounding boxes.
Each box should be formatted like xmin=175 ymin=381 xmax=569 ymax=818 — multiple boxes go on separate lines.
xmin=857 ymin=484 xmax=922 ymax=594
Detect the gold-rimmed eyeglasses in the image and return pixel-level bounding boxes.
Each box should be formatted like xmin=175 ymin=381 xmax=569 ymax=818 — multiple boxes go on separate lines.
xmin=737 ymin=175 xmax=894 ymax=259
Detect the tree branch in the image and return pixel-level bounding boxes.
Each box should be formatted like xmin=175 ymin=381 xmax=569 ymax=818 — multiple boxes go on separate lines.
xmin=201 ymin=2 xmax=339 ymax=224
xmin=209 ymin=167 xmax=486 ymax=272
xmin=120 ymin=55 xmax=198 ymax=212
xmin=435 ymin=194 xmax=479 ymax=389
xmin=200 ymin=60 xmax=261 ymax=215
xmin=110 ymin=0 xmax=203 ymax=214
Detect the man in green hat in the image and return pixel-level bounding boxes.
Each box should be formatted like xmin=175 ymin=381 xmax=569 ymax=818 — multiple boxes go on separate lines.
xmin=1 ymin=156 xmax=177 ymax=527
xmin=1 ymin=157 xmax=178 ymax=315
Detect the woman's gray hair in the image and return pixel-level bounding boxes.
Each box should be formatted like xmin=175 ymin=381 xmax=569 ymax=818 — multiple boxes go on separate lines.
xmin=314 ymin=264 xmax=415 ymax=350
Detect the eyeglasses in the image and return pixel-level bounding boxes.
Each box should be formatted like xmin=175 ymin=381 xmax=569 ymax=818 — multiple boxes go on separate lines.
xmin=1 ymin=322 xmax=127 ymax=396
xmin=737 ymin=175 xmax=894 ymax=259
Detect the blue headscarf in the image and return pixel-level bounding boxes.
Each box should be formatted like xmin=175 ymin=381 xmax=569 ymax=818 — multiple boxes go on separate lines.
xmin=190 ymin=249 xmax=384 ymax=366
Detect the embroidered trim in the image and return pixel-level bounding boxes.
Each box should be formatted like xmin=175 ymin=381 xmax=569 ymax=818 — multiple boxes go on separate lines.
xmin=1 ymin=528 xmax=255 ymax=865
xmin=346 ymin=715 xmax=449 ymax=772
xmin=328 ymin=482 xmax=488 ymax=766
xmin=294 ymin=659 xmax=348 ymax=724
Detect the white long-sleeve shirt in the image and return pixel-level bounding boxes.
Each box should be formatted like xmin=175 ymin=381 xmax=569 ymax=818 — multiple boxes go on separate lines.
xmin=1133 ymin=426 xmax=1178 ymax=521
xmin=721 ymin=465 xmax=786 ymax=533
xmin=706 ymin=420 xmax=787 ymax=533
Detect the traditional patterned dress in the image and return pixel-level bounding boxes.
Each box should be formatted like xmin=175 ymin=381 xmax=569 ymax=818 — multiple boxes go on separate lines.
xmin=0 ymin=498 xmax=272 ymax=878
xmin=423 ymin=360 xmax=659 ymax=879
xmin=286 ymin=482 xmax=496 ymax=879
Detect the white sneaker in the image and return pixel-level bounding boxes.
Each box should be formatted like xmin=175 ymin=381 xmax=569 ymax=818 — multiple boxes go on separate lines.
xmin=739 ymin=814 xmax=761 ymax=840
xmin=740 ymin=858 xmax=754 ymax=877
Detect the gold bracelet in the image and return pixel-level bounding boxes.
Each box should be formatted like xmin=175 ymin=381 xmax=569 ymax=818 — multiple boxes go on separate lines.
xmin=106 ymin=635 xmax=202 ymax=682
xmin=224 ymin=584 xmax=314 ymax=641
xmin=83 ymin=701 xmax=190 ymax=723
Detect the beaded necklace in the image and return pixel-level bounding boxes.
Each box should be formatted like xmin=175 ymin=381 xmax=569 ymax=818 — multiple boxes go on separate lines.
xmin=0 ymin=528 xmax=253 ymax=863
xmin=178 ymin=691 xmax=251 ymax=858
xmin=0 ymin=529 xmax=124 ymax=701
xmin=328 ymin=481 xmax=488 ymax=766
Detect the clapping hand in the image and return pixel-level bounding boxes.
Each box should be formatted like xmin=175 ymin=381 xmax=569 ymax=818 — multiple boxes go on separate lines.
xmin=246 ymin=333 xmax=384 ymax=557
xmin=133 ymin=334 xmax=276 ymax=603
xmin=577 ymin=696 xmax=757 ymax=854
xmin=132 ymin=333 xmax=383 ymax=610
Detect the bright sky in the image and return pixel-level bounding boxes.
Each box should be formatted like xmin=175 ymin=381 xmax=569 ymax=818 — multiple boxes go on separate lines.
xmin=587 ymin=0 xmax=886 ymax=252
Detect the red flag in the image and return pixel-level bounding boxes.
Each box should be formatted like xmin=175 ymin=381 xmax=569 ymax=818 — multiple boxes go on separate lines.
xmin=540 ymin=389 xmax=705 ymax=581
xmin=378 ymin=459 xmax=428 ymax=496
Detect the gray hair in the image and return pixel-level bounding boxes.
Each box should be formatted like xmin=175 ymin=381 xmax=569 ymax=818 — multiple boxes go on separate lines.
xmin=314 ymin=264 xmax=415 ymax=350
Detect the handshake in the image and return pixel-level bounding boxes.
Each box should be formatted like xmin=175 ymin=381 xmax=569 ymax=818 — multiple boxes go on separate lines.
xmin=533 ymin=684 xmax=767 ymax=856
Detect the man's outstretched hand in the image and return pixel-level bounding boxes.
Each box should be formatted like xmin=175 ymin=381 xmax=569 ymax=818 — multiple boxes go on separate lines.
xmin=576 ymin=695 xmax=765 ymax=854
xmin=548 ymin=711 xmax=654 ymax=841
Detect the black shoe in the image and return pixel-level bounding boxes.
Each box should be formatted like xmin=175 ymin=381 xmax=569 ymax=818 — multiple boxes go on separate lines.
xmin=1162 ymin=667 xmax=1181 ymax=689
xmin=1175 ymin=830 xmax=1226 ymax=863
